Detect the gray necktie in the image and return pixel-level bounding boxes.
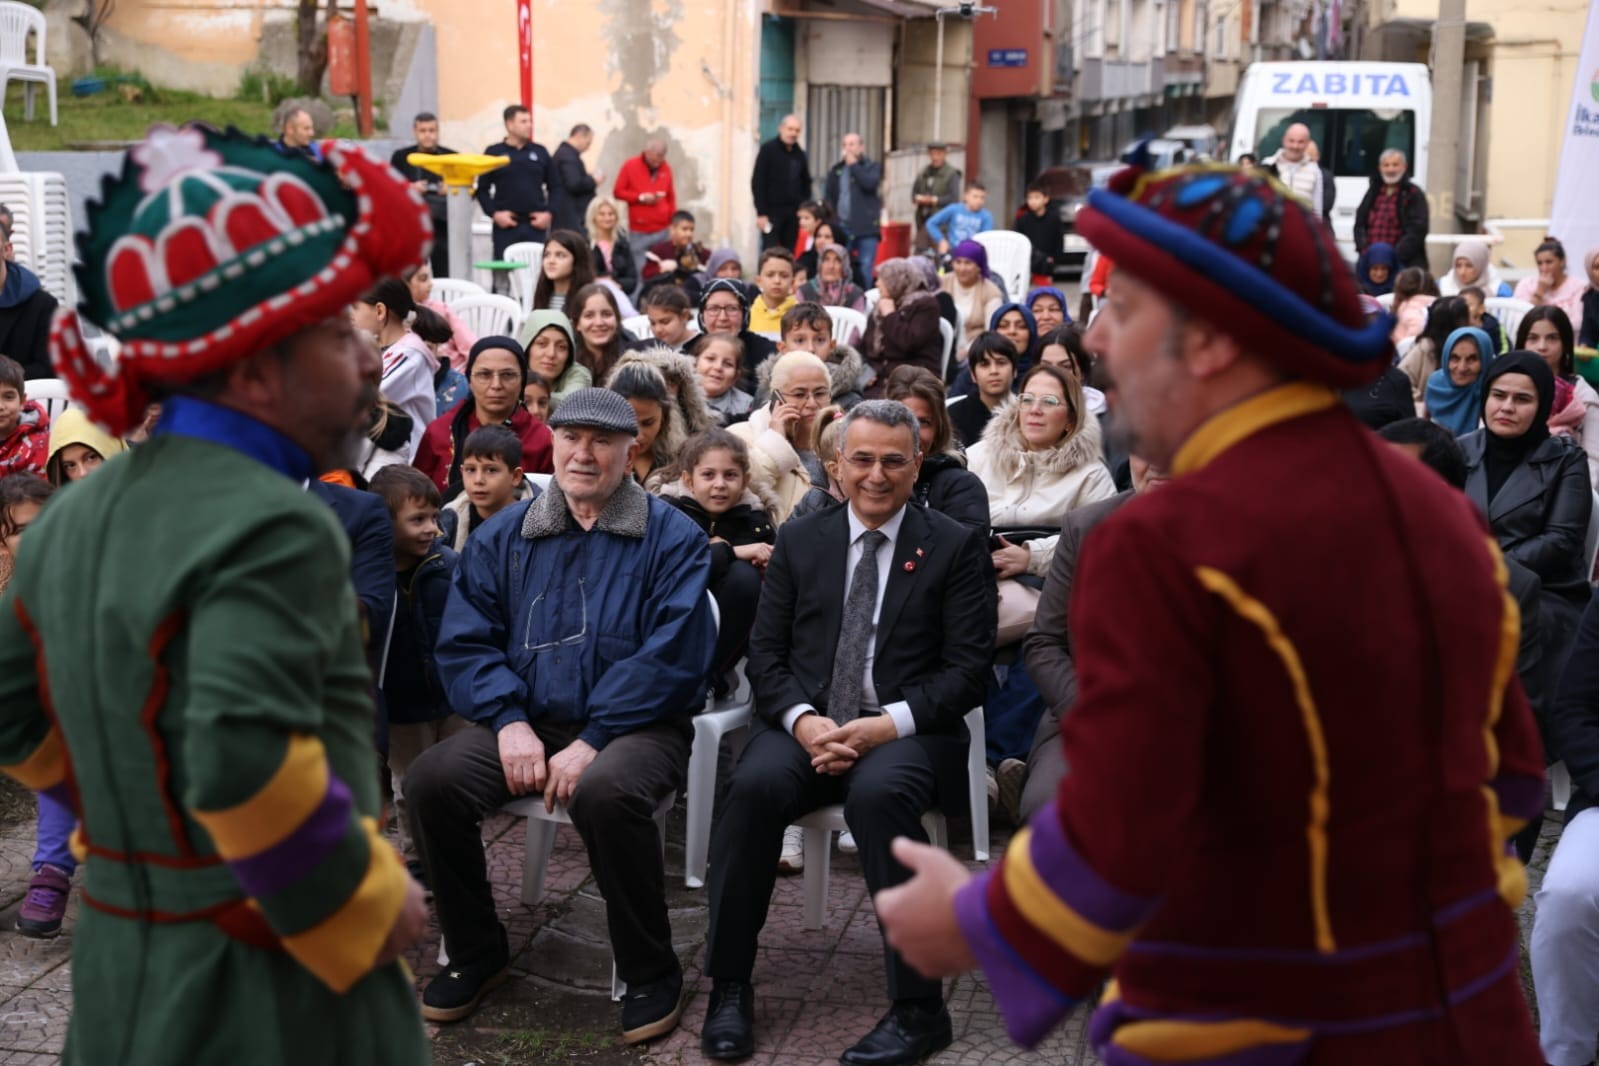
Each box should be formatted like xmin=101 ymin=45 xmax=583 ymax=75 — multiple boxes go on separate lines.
xmin=827 ymin=530 xmax=886 ymax=725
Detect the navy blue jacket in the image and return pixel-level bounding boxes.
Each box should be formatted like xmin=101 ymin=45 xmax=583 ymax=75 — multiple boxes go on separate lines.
xmin=307 ymin=480 xmax=395 ymax=659
xmin=436 ymin=479 xmax=716 ymax=749
xmin=383 ymin=544 xmax=459 ymax=724
xmin=475 ymin=139 xmax=565 ymax=220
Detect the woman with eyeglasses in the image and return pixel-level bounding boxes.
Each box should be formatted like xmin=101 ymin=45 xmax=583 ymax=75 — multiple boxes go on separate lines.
xmin=695 ymin=279 xmax=777 ymax=396
xmin=966 ymin=363 xmax=1117 ymax=644
xmin=728 ymin=350 xmax=832 ymax=523
xmin=413 ymin=336 xmax=555 ymax=498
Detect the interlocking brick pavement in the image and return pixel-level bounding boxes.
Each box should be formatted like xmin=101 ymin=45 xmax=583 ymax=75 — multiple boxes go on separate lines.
xmin=0 ymin=788 xmax=1561 ymax=1064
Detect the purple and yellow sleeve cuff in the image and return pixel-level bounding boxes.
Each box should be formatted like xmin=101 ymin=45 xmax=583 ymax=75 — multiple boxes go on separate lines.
xmin=1024 ymin=801 xmax=1162 ymax=933
xmin=279 ymin=816 xmax=408 ymax=993
xmin=2 ymin=725 xmax=66 ymax=793
xmin=955 ymin=871 xmax=1077 ymax=1048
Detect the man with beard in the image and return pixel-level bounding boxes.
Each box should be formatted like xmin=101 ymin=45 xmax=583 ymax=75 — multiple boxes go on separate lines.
xmin=0 ymin=125 xmax=431 ymax=1065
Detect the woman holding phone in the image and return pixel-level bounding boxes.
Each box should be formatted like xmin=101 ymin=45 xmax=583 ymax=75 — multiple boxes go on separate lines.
xmin=728 ymin=351 xmax=831 ymax=523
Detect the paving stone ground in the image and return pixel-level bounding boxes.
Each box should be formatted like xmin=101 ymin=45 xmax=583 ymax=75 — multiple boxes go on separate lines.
xmin=0 ymin=781 xmax=1562 ymax=1064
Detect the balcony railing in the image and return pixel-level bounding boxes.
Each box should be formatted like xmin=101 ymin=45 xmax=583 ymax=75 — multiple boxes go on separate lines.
xmin=1079 ymin=58 xmax=1161 ymax=101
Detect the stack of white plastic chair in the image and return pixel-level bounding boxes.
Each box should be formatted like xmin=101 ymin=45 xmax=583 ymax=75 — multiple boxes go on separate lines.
xmin=0 ymin=170 xmax=73 ymax=302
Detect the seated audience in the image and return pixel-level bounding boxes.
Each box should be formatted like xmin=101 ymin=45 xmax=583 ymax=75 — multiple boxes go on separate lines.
xmin=1515 ymin=237 xmax=1587 ymax=336
xmin=1460 ymin=351 xmax=1593 ymax=683
xmin=1583 ymin=249 xmax=1599 ymax=350
xmin=533 ymin=229 xmax=596 ymax=314
xmin=1014 ymin=455 xmax=1167 ymax=823
xmin=1356 ymin=242 xmax=1396 ymax=297
xmin=605 ymin=350 xmax=714 ymax=490
xmin=522 ymin=372 xmax=552 ymax=422
xmin=941 ymin=241 xmax=1004 ymax=358
xmin=406 ymin=264 xmax=476 ymax=370
xmin=437 ymin=425 xmax=532 ymax=550
xmin=730 ymin=351 xmax=831 ymax=523
xmin=352 ymin=276 xmax=447 ymax=459
xmin=756 ymin=302 xmax=864 ymax=410
xmin=967 ymin=364 xmax=1117 ymax=644
xmin=45 ymin=408 xmax=126 ymax=486
xmin=1459 ymin=285 xmax=1507 ymax=355
xmin=586 ymin=196 xmax=638 ymax=299
xmin=635 ymin=285 xmax=697 ymax=352
xmin=698 ymin=280 xmax=776 ymax=396
xmin=642 ymin=210 xmax=711 ymax=291
xmin=696 ymin=333 xmax=754 ymax=427
xmin=798 ymin=242 xmax=866 ymax=313
xmin=658 ymin=428 xmax=777 ymax=693
xmin=787 ymin=406 xmax=848 ymax=522
xmin=1522 ymin=305 xmax=1599 ymax=489
xmin=0 ymin=355 xmax=48 ymax=478
xmin=863 ymin=258 xmax=943 ymax=396
xmin=0 ymin=222 xmax=58 ymax=380
xmin=700 ymin=400 xmax=995 ymax=1066
xmin=1423 ymin=326 xmax=1493 ymax=435
xmin=1389 ymin=266 xmax=1436 ymax=343
xmin=1440 ymin=239 xmax=1511 ymax=298
xmin=748 ymin=248 xmax=798 ymax=335
xmin=517 ymin=310 xmax=592 ymax=413
xmin=1035 ymin=326 xmax=1106 ymax=416
xmin=570 ymin=282 xmax=628 ymax=383
xmin=948 ymin=333 xmax=1018 ymax=447
xmin=884 ymin=365 xmax=988 ymax=531
xmin=1399 ymin=295 xmax=1471 ymax=411
xmin=1026 ymin=286 xmax=1070 ymax=334
xmin=408 ymin=388 xmax=715 ymax=1038
xmin=414 ymin=336 xmax=554 ymax=498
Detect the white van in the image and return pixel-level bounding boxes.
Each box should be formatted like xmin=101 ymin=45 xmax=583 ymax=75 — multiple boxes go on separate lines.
xmin=1228 ymin=62 xmax=1431 ymax=248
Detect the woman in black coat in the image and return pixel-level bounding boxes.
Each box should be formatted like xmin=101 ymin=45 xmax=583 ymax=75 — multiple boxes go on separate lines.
xmin=884 ymin=365 xmax=988 ymax=531
xmin=1461 ymin=351 xmax=1594 ymax=677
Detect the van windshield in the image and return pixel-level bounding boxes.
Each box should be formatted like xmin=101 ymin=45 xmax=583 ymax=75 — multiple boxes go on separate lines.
xmin=1254 ymin=108 xmax=1416 ymax=179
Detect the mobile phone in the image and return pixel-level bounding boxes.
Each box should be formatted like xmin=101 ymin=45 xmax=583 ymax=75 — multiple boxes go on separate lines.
xmin=769 ymin=391 xmax=782 ymax=413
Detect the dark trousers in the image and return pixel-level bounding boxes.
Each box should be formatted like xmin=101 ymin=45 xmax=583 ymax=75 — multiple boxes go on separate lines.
xmin=491 ymin=221 xmax=549 ymax=259
xmin=405 ymin=717 xmax=690 ymax=984
xmin=704 ymin=724 xmax=964 ymax=1002
xmin=428 ymin=212 xmax=450 ymax=279
xmin=760 ymin=208 xmax=799 ymax=252
xmin=709 ymin=560 xmax=761 ymax=678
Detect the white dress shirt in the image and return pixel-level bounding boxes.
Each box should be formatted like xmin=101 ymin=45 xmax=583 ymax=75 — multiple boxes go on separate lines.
xmin=782 ymin=504 xmax=916 ymax=739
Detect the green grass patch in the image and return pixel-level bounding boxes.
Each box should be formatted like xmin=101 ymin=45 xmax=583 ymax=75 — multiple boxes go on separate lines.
xmin=1 ymin=78 xmax=357 ymax=152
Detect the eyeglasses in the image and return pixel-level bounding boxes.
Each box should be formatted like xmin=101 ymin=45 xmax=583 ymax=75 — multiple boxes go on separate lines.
xmin=1018 ymin=393 xmax=1065 ymax=409
xmin=472 ymin=369 xmax=522 ymax=384
xmin=523 ymin=577 xmax=589 ymax=653
xmin=843 ymin=452 xmax=912 ymax=471
xmin=780 ymin=388 xmax=831 ymax=405
xmin=703 ymin=304 xmax=742 ymax=318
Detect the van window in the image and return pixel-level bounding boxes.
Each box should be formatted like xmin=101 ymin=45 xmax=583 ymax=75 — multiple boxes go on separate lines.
xmin=1254 ymin=108 xmax=1416 ymax=179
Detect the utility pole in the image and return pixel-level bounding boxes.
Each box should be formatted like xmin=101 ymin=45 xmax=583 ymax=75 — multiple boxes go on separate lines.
xmin=933 ymin=3 xmax=998 ymax=143
xmin=1423 ymin=0 xmax=1465 ymax=249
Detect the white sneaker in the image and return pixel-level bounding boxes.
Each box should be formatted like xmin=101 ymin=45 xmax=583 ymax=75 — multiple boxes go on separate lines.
xmin=837 ymin=830 xmax=858 ymax=854
xmin=778 ymin=825 xmax=805 ymax=874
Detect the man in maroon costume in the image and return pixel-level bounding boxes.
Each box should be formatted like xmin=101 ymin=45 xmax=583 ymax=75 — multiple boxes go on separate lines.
xmin=877 ymin=155 xmax=1546 ymax=1064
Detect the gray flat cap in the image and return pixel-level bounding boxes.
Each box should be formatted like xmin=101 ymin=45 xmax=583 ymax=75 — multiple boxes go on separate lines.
xmin=547 ymin=387 xmax=639 ymax=435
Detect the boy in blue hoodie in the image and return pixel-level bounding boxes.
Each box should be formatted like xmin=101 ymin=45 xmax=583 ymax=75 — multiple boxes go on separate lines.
xmin=926 ymin=182 xmax=995 ymax=255
xmin=368 ymin=465 xmax=467 ymax=866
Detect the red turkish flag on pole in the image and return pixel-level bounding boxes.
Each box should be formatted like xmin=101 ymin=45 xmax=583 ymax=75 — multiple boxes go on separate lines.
xmin=518 ymin=0 xmax=533 ymax=112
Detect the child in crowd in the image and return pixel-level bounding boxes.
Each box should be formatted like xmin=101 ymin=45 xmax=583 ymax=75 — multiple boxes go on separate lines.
xmin=367 ymin=465 xmax=468 ymax=872
xmin=748 ymin=247 xmax=798 ymax=334
xmin=0 ymin=356 xmax=48 ymax=477
xmin=522 ymin=371 xmax=552 ymax=422
xmin=948 ymin=333 xmax=1019 ymax=446
xmin=659 ymin=429 xmax=776 ymax=693
xmin=406 ymin=263 xmax=476 ymax=370
xmin=45 ymin=407 xmax=126 ymax=486
xmin=696 ymin=332 xmax=754 ymax=426
xmin=1390 ymin=266 xmax=1436 ymax=343
xmin=642 ymin=211 xmax=711 ymax=288
xmin=759 ymin=302 xmax=864 ymax=410
xmin=637 ymin=285 xmax=697 ymax=352
xmin=413 ymin=306 xmax=468 ymax=414
xmin=1458 ymin=285 xmax=1507 ymax=354
xmin=437 ymin=425 xmax=528 ymax=550
xmin=788 ymin=406 xmax=848 ymax=520
xmin=1356 ymin=242 xmax=1397 ymax=297
xmin=1013 ymin=181 xmax=1064 ymax=284
xmin=927 ymin=182 xmax=994 ymax=256
xmin=795 ymin=201 xmax=827 ymax=262
xmin=0 ymin=473 xmax=70 ymax=937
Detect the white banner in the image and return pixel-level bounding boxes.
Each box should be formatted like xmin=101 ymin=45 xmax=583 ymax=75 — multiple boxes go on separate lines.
xmin=1550 ymin=0 xmax=1599 ymax=268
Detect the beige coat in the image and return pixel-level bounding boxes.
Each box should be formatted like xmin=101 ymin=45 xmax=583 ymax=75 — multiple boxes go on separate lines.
xmin=965 ymin=397 xmax=1118 ymax=575
xmin=728 ymin=406 xmax=815 ymax=524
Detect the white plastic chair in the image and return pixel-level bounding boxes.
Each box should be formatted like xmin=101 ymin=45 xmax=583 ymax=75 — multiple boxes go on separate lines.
xmin=430 ymin=277 xmax=486 ymax=307
xmin=684 ymin=665 xmax=753 ymax=889
xmin=863 ymin=287 xmax=880 ymax=308
xmin=503 ymin=241 xmax=543 ymax=313
xmin=1551 ymin=761 xmax=1572 ymax=813
xmin=972 ymin=232 xmax=1032 ymax=309
xmin=525 ymin=472 xmax=552 ymax=493
xmin=1375 ymin=293 xmax=1395 ymax=311
xmin=24 ymin=376 xmax=71 ymax=420
xmin=1484 ymin=297 xmax=1534 ymax=348
xmin=796 ymin=706 xmax=989 ymax=931
xmin=938 ymin=319 xmax=956 ymax=380
xmin=621 ymin=314 xmax=654 ymax=342
xmin=0 ymin=4 xmax=56 ymax=126
xmin=824 ymin=306 xmax=867 ymax=349
xmin=451 ymin=293 xmax=524 ymax=341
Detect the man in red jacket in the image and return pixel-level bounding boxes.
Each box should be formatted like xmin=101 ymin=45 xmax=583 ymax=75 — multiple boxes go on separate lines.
xmin=613 ymin=136 xmax=677 ymax=298
xmin=877 ymin=152 xmax=1547 ymax=1064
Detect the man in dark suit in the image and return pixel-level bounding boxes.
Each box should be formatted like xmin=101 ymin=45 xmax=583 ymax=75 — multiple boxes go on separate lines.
xmin=390 ymin=112 xmax=457 ymax=279
xmin=700 ymin=400 xmax=996 ymax=1065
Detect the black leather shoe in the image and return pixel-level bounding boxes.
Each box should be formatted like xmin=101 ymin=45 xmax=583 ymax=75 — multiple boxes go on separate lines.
xmin=839 ymin=1002 xmax=953 ymax=1066
xmin=700 ymin=979 xmax=756 ymax=1060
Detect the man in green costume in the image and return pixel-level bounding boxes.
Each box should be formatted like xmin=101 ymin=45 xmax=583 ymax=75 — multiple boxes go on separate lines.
xmin=0 ymin=124 xmax=433 ymax=1064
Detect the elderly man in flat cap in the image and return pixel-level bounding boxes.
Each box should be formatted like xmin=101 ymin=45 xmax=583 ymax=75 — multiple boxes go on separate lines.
xmin=407 ymin=387 xmax=716 ymax=1042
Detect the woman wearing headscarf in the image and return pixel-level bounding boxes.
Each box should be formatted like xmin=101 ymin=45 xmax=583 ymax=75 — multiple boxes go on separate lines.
xmin=862 ymin=257 xmax=943 ymax=396
xmin=515 ymin=309 xmax=591 ymax=413
xmin=941 ymin=239 xmax=1004 ymax=355
xmin=1355 ymin=242 xmax=1398 ymax=297
xmin=797 ymin=242 xmax=866 ymax=312
xmin=696 ymin=278 xmax=776 ymax=395
xmin=1461 ymin=352 xmax=1593 ymax=658
xmin=1423 ymin=325 xmax=1493 ymax=435
xmin=950 ymin=301 xmax=1036 ymax=399
xmin=1399 ymin=295 xmax=1471 ymax=411
xmin=1439 ymin=238 xmax=1511 ymax=298
xmin=413 ymin=336 xmax=555 ymax=498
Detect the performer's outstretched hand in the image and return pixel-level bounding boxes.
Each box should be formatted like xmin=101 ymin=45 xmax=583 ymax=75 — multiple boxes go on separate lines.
xmin=375 ymin=874 xmax=429 ymax=967
xmin=876 ymin=837 xmax=977 ymax=978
